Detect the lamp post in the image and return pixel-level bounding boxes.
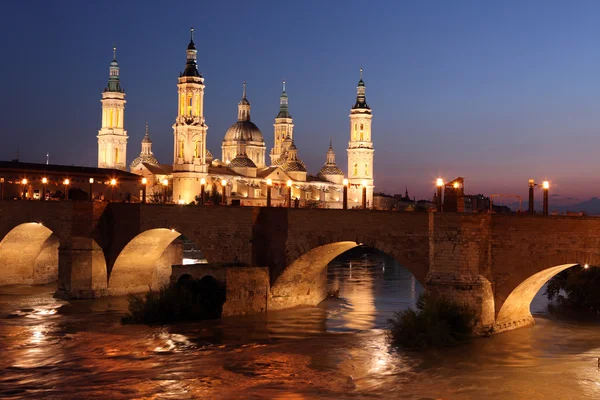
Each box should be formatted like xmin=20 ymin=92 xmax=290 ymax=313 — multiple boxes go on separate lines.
xmin=287 ymin=180 xmax=292 ymax=208
xmin=266 ymin=179 xmax=272 ymax=207
xmin=162 ymin=179 xmax=168 ymax=204
xmin=361 ymin=180 xmax=367 ymax=210
xmin=342 ymin=178 xmax=348 ymax=210
xmin=528 ymin=179 xmax=535 ymax=215
xmin=41 ymin=177 xmax=47 ymax=201
xmin=141 ymin=178 xmax=147 ymax=203
xmin=63 ymin=179 xmax=70 ymax=200
xmin=436 ymin=178 xmax=444 ymax=212
xmin=110 ymin=179 xmax=117 ymax=202
xmin=200 ymin=177 xmax=206 ymax=205
xmin=0 ymin=177 xmax=4 ymax=200
xmin=88 ymin=178 xmax=94 ymax=201
xmin=221 ymin=179 xmax=227 ymax=205
xmin=20 ymin=178 xmax=27 ymax=200
xmin=542 ymin=181 xmax=549 ymax=216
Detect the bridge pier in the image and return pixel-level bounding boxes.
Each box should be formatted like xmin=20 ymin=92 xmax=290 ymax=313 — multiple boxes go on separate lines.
xmin=55 ymin=237 xmax=107 ymax=299
xmin=426 ymin=273 xmax=496 ymax=334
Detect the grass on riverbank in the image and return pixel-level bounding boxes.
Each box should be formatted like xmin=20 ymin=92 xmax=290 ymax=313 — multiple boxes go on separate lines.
xmin=387 ymin=293 xmax=477 ymax=350
xmin=122 ymin=276 xmax=226 ymax=324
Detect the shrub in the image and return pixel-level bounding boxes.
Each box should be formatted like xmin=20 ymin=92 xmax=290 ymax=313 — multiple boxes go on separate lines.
xmin=545 ymin=266 xmax=600 ymax=314
xmin=387 ymin=293 xmax=477 ymax=350
xmin=122 ymin=276 xmax=226 ymax=324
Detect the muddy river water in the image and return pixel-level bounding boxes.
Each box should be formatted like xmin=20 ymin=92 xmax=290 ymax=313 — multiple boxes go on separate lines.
xmin=1 ymin=251 xmax=600 ymax=399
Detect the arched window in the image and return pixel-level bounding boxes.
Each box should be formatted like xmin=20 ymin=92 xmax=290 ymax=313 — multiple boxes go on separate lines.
xmin=353 ymin=163 xmax=358 ymax=176
xmin=115 ymin=109 xmax=120 ymax=128
xmin=109 ymin=109 xmax=114 ymax=128
xmin=193 ymin=140 xmax=198 ymax=158
xmin=180 ymin=94 xmax=185 ymax=115
xmin=364 ymin=163 xmax=369 ymax=176
xmin=188 ymin=94 xmax=193 ymax=116
xmin=179 ymin=141 xmax=184 ymax=158
xmin=353 ymin=124 xmax=357 ymax=140
xmin=115 ymin=148 xmax=119 ymax=164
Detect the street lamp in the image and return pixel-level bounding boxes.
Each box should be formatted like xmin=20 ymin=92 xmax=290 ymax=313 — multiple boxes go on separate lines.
xmin=528 ymin=179 xmax=535 ymax=214
xmin=342 ymin=178 xmax=348 ymax=210
xmin=221 ymin=179 xmax=227 ymax=205
xmin=436 ymin=178 xmax=444 ymax=212
xmin=266 ymin=178 xmax=272 ymax=207
xmin=141 ymin=177 xmax=147 ymax=204
xmin=361 ymin=180 xmax=367 ymax=210
xmin=542 ymin=181 xmax=549 ymax=216
xmin=89 ymin=178 xmax=94 ymax=201
xmin=21 ymin=178 xmax=28 ymax=200
xmin=200 ymin=177 xmax=206 ymax=205
xmin=110 ymin=179 xmax=117 ymax=202
xmin=162 ymin=179 xmax=168 ymax=204
xmin=287 ymin=180 xmax=292 ymax=208
xmin=41 ymin=177 xmax=48 ymax=201
xmin=63 ymin=179 xmax=70 ymax=200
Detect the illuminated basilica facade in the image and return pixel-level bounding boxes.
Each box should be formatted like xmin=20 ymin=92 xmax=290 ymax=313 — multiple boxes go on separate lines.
xmin=104 ymin=30 xmax=374 ymax=208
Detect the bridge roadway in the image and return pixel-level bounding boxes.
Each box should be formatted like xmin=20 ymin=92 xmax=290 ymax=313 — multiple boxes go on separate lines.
xmin=1 ymin=201 xmax=599 ymax=334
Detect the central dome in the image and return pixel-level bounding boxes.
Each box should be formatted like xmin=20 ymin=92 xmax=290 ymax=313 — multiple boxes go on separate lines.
xmin=224 ymin=120 xmax=264 ymax=143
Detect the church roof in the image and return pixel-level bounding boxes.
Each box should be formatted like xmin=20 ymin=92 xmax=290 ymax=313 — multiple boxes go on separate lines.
xmin=130 ymin=154 xmax=159 ymax=169
xmin=318 ymin=165 xmax=344 ymax=176
xmin=281 ymin=159 xmax=307 ymax=172
xmin=223 ymin=120 xmax=265 ymax=143
xmin=229 ymin=154 xmax=257 ymax=168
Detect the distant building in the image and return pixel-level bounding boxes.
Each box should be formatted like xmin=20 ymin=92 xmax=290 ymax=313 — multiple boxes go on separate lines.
xmin=0 ymin=160 xmax=140 ymax=201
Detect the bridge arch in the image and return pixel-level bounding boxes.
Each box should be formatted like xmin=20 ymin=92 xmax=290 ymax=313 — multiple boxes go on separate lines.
xmin=108 ymin=228 xmax=203 ymax=295
xmin=0 ymin=222 xmax=59 ymax=286
xmin=493 ymin=250 xmax=600 ymax=331
xmin=270 ymin=239 xmax=429 ymax=311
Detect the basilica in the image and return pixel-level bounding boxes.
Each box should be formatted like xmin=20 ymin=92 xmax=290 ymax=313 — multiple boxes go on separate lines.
xmin=99 ymin=29 xmax=374 ymax=208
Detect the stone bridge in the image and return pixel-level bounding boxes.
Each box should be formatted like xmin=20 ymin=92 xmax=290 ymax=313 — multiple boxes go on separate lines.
xmin=1 ymin=201 xmax=599 ymax=333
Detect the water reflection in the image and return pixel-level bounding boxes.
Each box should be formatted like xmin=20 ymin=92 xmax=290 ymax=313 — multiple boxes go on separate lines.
xmin=1 ymin=252 xmax=600 ymax=399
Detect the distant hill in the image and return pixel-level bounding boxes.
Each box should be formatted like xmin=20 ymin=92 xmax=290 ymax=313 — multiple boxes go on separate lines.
xmin=555 ymin=197 xmax=600 ymax=215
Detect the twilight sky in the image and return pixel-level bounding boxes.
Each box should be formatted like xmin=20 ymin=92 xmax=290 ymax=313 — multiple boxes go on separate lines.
xmin=1 ymin=0 xmax=600 ymax=204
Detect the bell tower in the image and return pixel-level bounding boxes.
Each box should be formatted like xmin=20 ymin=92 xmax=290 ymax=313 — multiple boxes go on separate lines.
xmin=97 ymin=46 xmax=128 ymax=170
xmin=347 ymin=68 xmax=374 ymax=208
xmin=270 ymin=81 xmax=294 ymax=165
xmin=172 ymin=27 xmax=209 ymax=204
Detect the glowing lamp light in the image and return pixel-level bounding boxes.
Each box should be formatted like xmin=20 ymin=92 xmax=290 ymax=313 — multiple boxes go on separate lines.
xmin=436 ymin=178 xmax=444 ymax=187
xmin=287 ymin=180 xmax=292 ymax=187
xmin=171 ymin=228 xmax=175 ymax=232
xmin=584 ymin=264 xmax=590 ymax=269
xmin=221 ymin=179 xmax=227 ymax=187
xmin=225 ymin=160 xmax=231 ymax=165
xmin=110 ymin=179 xmax=117 ymax=186
xmin=267 ymin=179 xmax=273 ymax=186
xmin=141 ymin=177 xmax=147 ymax=185
xmin=89 ymin=178 xmax=94 ymax=184
xmin=361 ymin=180 xmax=367 ymax=187
xmin=453 ymin=182 xmax=459 ymax=189
xmin=200 ymin=178 xmax=206 ymax=185
xmin=63 ymin=179 xmax=70 ymax=186
xmin=21 ymin=178 xmax=27 ymax=185
xmin=162 ymin=179 xmax=168 ymax=186
xmin=343 ymin=178 xmax=348 ymax=186
xmin=542 ymin=181 xmax=549 ymax=189
xmin=42 ymin=177 xmax=48 ymax=184
xmin=178 ymin=199 xmax=185 ymax=205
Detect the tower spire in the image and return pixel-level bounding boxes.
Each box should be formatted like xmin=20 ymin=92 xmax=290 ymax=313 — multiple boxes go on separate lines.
xmin=190 ymin=26 xmax=194 ymax=42
xmin=360 ymin=67 xmax=363 ymax=80
xmin=242 ymin=81 xmax=247 ymax=100
xmin=353 ymin=68 xmax=369 ymax=110
xmin=113 ymin=44 xmax=116 ymax=60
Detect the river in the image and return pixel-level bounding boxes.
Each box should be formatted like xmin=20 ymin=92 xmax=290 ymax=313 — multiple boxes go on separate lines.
xmin=1 ymin=250 xmax=600 ymax=399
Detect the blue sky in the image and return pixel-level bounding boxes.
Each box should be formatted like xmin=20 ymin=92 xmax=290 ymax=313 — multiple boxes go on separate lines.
xmin=2 ymin=0 xmax=600 ymax=202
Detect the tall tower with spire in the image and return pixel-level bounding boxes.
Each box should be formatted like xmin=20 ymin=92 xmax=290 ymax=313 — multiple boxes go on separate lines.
xmin=172 ymin=28 xmax=208 ymax=204
xmin=270 ymin=81 xmax=294 ymax=165
xmin=97 ymin=45 xmax=128 ymax=170
xmin=347 ymin=68 xmax=374 ymax=207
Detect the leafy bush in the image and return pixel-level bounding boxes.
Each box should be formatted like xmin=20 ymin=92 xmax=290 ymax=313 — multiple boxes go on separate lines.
xmin=387 ymin=293 xmax=477 ymax=350
xmin=545 ymin=266 xmax=600 ymax=314
xmin=122 ymin=276 xmax=226 ymax=324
